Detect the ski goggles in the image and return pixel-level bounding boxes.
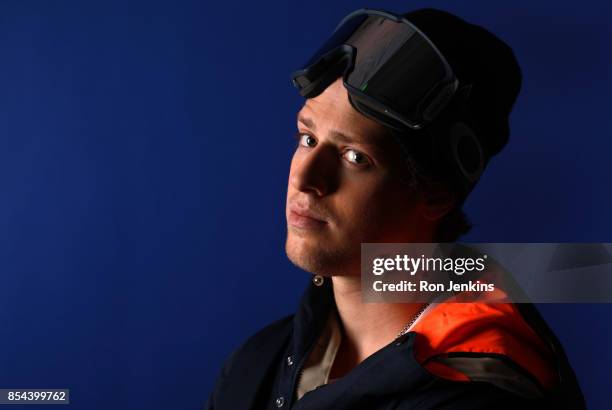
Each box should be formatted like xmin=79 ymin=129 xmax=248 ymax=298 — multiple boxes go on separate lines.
xmin=291 ymin=9 xmax=459 ymax=130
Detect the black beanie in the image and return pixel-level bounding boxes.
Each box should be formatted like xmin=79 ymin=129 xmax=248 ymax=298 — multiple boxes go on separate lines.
xmin=403 ymin=8 xmax=522 ymax=159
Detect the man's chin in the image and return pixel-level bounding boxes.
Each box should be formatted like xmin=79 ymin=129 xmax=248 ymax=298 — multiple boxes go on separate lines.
xmin=284 ymin=233 xmax=358 ymax=276
xmin=285 ymin=235 xmax=333 ymax=276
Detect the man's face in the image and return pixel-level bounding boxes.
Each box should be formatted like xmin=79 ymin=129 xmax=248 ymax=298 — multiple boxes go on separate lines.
xmin=285 ymin=78 xmax=435 ymax=276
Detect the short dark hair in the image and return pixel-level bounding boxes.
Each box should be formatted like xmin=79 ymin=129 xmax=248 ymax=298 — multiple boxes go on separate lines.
xmin=386 ymin=127 xmax=472 ymax=242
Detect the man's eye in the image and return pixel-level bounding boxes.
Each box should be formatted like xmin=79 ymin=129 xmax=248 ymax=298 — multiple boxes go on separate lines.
xmin=298 ymin=133 xmax=317 ymax=148
xmin=343 ymin=149 xmax=370 ymax=165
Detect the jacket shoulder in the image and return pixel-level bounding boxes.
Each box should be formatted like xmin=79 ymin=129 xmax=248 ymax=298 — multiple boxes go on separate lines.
xmin=205 ymin=314 xmax=294 ymax=410
xmin=230 ymin=314 xmax=294 ymax=367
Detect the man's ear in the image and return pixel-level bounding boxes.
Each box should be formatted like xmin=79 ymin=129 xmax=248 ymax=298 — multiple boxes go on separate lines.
xmin=421 ymin=182 xmax=455 ymax=221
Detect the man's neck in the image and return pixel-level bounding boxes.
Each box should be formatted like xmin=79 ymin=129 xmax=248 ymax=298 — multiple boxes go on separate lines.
xmin=329 ymin=275 xmax=425 ymax=378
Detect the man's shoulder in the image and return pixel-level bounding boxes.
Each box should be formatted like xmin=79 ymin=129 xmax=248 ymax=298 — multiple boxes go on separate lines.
xmin=222 ymin=314 xmax=294 ymax=374
xmin=206 ymin=314 xmax=294 ymax=409
xmin=238 ymin=314 xmax=294 ymax=353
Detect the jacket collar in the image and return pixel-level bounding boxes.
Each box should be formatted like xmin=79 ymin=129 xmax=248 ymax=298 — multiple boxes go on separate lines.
xmin=292 ymin=276 xmax=336 ymax=358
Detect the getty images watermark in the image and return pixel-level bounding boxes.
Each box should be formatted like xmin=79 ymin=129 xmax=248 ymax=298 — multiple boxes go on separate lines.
xmin=372 ymin=252 xmax=493 ymax=293
xmin=361 ymin=243 xmax=612 ymax=303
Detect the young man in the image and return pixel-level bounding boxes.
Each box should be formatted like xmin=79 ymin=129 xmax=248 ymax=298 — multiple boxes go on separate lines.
xmin=206 ymin=8 xmax=585 ymax=410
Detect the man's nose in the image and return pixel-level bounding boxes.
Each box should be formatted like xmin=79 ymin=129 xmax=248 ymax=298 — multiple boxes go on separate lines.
xmin=289 ymin=145 xmax=338 ymax=197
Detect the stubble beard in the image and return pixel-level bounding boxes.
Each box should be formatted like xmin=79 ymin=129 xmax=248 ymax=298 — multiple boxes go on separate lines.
xmin=284 ymin=229 xmax=360 ymax=277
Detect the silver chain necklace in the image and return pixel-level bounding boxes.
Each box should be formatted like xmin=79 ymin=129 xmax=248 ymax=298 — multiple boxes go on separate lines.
xmin=396 ymin=303 xmax=430 ymax=339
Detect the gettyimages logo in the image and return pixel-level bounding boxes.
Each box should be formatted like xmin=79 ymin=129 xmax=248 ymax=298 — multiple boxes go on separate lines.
xmin=361 ymin=243 xmax=612 ymax=303
xmin=371 ymin=254 xmax=488 ymax=276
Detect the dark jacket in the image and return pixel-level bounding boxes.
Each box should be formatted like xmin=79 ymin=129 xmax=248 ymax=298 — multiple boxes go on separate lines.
xmin=205 ymin=278 xmax=585 ymax=410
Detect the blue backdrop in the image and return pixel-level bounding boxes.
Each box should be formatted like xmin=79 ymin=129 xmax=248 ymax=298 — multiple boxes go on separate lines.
xmin=0 ymin=1 xmax=610 ymax=409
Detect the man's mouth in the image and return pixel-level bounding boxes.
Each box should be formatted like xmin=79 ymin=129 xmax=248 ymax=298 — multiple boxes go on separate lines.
xmin=287 ymin=203 xmax=328 ymax=229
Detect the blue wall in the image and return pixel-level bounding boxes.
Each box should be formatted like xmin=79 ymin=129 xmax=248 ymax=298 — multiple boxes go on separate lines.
xmin=0 ymin=1 xmax=610 ymax=409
